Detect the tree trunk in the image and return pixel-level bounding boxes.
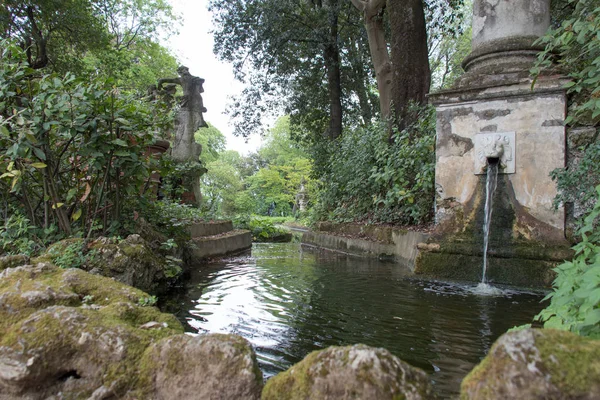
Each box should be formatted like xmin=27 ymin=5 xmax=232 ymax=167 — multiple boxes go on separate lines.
xmin=388 ymin=0 xmax=430 ymax=134
xmin=350 ymin=0 xmax=392 ymax=121
xmin=323 ymin=0 xmax=343 ymax=139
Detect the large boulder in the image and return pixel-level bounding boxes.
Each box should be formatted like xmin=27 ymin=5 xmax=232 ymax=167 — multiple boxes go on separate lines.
xmin=140 ymin=333 xmax=263 ymax=400
xmin=461 ymin=328 xmax=600 ymax=399
xmin=37 ymin=234 xmax=183 ymax=295
xmin=0 ymin=263 xmax=183 ymax=399
xmin=262 ymin=344 xmax=435 ymax=400
xmin=0 ymin=263 xmax=265 ymax=399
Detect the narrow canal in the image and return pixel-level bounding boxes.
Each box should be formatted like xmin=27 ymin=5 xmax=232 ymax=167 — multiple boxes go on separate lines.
xmin=163 ymin=242 xmax=545 ymax=398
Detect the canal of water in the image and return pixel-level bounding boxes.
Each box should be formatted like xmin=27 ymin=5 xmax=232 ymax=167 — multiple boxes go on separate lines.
xmin=162 ymin=242 xmax=545 ymax=398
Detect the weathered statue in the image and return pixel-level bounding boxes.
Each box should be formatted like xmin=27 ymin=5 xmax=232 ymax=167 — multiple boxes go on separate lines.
xmin=157 ymin=66 xmax=208 ymax=206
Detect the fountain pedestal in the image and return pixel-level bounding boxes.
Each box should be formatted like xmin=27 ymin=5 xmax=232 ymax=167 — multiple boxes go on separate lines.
xmin=415 ymin=0 xmax=572 ymax=287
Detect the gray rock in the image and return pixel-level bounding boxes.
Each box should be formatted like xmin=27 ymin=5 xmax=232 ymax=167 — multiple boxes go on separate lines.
xmin=461 ymin=328 xmax=600 ymax=399
xmin=141 ymin=333 xmax=263 ymax=400
xmin=262 ymin=344 xmax=435 ymax=400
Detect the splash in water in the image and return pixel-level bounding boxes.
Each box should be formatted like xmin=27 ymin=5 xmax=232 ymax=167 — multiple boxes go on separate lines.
xmin=482 ymin=160 xmax=499 ymax=284
xmin=471 ymin=282 xmax=505 ymax=296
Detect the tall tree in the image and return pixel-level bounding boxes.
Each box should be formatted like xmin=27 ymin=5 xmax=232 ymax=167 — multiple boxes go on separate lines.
xmin=0 ymin=0 xmax=109 ymax=69
xmin=350 ymin=0 xmax=464 ymax=131
xmin=210 ymin=0 xmax=376 ymax=140
xmin=0 ymin=0 xmax=178 ymax=87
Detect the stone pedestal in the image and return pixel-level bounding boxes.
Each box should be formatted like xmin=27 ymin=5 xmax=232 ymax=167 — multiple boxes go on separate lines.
xmin=414 ymin=0 xmax=572 ymax=287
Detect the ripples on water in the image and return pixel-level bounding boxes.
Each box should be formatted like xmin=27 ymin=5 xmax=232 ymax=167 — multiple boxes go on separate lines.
xmin=163 ymin=242 xmax=545 ymax=398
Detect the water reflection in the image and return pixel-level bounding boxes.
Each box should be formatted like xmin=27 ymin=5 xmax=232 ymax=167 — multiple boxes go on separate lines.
xmin=163 ymin=242 xmax=545 ymax=398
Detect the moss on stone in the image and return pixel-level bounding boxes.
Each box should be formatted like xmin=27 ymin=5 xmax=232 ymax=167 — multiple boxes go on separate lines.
xmin=461 ymin=329 xmax=600 ymax=399
xmin=262 ymin=349 xmax=319 ymax=400
xmin=534 ymin=330 xmax=600 ymax=395
xmin=263 ymin=345 xmax=434 ymax=400
xmin=0 ymin=254 xmax=29 ymax=270
xmin=415 ymin=250 xmax=557 ymax=288
xmin=0 ymin=263 xmax=184 ymax=398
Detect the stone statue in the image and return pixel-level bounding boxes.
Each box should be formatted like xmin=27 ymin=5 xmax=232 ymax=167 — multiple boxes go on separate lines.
xmin=157 ymin=66 xmax=209 ymax=206
xmin=293 ymin=178 xmax=308 ymax=214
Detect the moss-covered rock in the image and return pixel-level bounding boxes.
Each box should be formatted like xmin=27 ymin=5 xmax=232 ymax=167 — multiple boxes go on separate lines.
xmin=0 ymin=263 xmax=184 ymax=399
xmin=138 ymin=333 xmax=263 ymax=399
xmin=460 ymin=328 xmax=600 ymax=399
xmin=0 ymin=254 xmax=29 ymax=271
xmin=262 ymin=344 xmax=435 ymax=400
xmin=35 ymin=234 xmax=183 ymax=295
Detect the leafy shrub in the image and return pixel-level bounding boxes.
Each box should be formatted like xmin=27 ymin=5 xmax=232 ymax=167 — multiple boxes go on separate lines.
xmin=233 ymin=215 xmax=289 ymax=242
xmin=551 ymin=139 xmax=600 ymax=223
xmin=533 ymin=0 xmax=600 ymax=126
xmin=140 ymin=199 xmax=206 ymax=240
xmin=48 ymin=240 xmax=98 ymax=269
xmin=530 ymin=0 xmax=600 ymax=229
xmin=310 ymin=104 xmax=436 ymax=225
xmin=138 ymin=295 xmax=158 ymax=307
xmin=0 ymin=40 xmax=168 ymax=239
xmin=536 ymin=185 xmax=600 ymax=338
xmin=0 ymin=211 xmax=41 ymax=255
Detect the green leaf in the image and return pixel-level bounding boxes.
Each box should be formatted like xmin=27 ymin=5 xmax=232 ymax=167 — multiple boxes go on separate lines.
xmin=112 ymin=139 xmax=128 ymax=147
xmin=72 ymin=208 xmax=82 ymax=222
xmin=31 ymin=162 xmax=47 ymax=169
xmin=33 ymin=147 xmax=46 ymax=161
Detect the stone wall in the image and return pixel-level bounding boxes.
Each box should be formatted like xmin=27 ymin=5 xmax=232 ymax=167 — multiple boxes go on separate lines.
xmin=302 ymin=223 xmax=429 ymax=270
xmin=432 ymin=78 xmax=568 ymax=244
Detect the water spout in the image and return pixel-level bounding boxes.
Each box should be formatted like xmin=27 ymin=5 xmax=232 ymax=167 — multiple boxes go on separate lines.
xmin=481 ymin=158 xmax=499 ymax=284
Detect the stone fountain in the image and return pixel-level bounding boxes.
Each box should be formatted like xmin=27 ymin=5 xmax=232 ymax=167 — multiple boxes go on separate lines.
xmin=415 ymin=0 xmax=573 ymax=287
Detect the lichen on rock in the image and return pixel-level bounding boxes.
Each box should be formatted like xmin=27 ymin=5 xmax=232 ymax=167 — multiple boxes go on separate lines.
xmin=262 ymin=344 xmax=435 ymax=400
xmin=460 ymin=328 xmax=600 ymax=399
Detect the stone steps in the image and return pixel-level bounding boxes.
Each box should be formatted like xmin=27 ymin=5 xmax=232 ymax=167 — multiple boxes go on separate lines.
xmin=188 ymin=221 xmax=251 ymax=260
xmin=188 ymin=220 xmax=234 ymax=237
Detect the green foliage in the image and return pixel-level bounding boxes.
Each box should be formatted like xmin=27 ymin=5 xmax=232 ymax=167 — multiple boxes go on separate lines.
xmin=160 ymin=156 xmax=208 ymax=200
xmin=1 ymin=0 xmax=179 ymax=88
xmin=138 ymin=295 xmax=158 ymax=307
xmin=0 ymin=41 xmax=166 ymax=238
xmin=210 ymin=0 xmax=378 ymax=138
xmin=195 ymin=122 xmax=227 ymax=165
xmin=551 ymin=140 xmax=600 ymax=219
xmin=201 ymin=155 xmax=244 ymax=217
xmin=140 ymin=199 xmax=204 ymax=239
xmin=537 ymin=185 xmax=600 ymax=338
xmin=200 ymin=117 xmax=314 ymax=219
xmin=49 ymin=241 xmax=98 ymax=269
xmin=163 ymin=255 xmax=183 ymax=279
xmin=311 ymin=105 xmax=436 ymax=225
xmin=532 ymin=0 xmax=600 ymax=126
xmin=233 ymin=215 xmax=289 ymax=242
xmin=0 ymin=210 xmax=40 ymax=255
xmin=159 ymin=238 xmax=178 ymax=251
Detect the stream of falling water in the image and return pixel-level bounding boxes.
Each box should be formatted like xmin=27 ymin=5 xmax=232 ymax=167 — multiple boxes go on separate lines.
xmin=481 ymin=160 xmax=499 ymax=285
